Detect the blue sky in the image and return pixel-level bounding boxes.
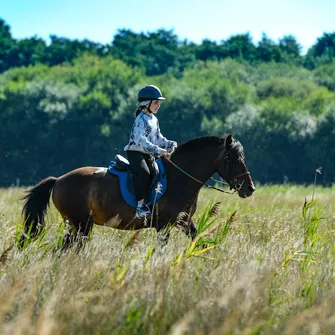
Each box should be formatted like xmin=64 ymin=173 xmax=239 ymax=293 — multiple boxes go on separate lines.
xmin=1 ymin=0 xmax=334 ymax=53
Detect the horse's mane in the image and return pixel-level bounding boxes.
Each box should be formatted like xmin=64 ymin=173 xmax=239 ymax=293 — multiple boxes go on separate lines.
xmin=175 ymin=136 xmax=223 ymax=153
xmin=172 ymin=135 xmax=244 ymax=159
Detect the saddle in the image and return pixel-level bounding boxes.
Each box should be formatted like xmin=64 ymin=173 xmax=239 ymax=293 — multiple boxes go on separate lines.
xmin=108 ymin=154 xmax=167 ymax=208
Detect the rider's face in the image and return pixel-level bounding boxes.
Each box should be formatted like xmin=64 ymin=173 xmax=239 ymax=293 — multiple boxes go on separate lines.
xmin=148 ymin=100 xmax=161 ymax=113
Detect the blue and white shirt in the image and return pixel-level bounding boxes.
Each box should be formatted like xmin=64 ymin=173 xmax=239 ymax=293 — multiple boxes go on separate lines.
xmin=124 ymin=112 xmax=177 ymax=156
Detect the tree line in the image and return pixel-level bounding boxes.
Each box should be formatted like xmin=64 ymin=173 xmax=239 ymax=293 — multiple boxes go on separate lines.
xmin=2 ymin=18 xmax=335 ymax=75
xmin=1 ymin=18 xmax=335 ymax=186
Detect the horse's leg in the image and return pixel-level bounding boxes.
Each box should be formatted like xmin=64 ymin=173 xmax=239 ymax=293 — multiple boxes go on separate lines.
xmin=61 ymin=220 xmax=74 ymax=251
xmin=61 ymin=211 xmax=93 ymax=252
xmin=186 ymin=218 xmax=209 ymax=250
xmin=156 ymin=219 xmax=197 ymax=246
xmin=157 ymin=229 xmax=170 ymax=246
xmin=185 ymin=219 xmax=197 ymax=240
xmin=78 ymin=210 xmax=95 ymax=250
xmin=156 ymin=222 xmax=171 ymax=247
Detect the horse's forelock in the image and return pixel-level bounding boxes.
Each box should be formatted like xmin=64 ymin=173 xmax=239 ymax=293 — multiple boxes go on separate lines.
xmin=230 ymin=139 xmax=245 ymax=161
xmin=220 ymin=135 xmax=244 ymax=160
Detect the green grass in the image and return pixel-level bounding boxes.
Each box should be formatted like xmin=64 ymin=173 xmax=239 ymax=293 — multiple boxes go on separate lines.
xmin=1 ymin=185 xmax=335 ymax=334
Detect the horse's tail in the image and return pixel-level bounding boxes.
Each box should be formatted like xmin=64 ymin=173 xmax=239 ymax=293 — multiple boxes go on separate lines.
xmin=19 ymin=177 xmax=57 ymax=248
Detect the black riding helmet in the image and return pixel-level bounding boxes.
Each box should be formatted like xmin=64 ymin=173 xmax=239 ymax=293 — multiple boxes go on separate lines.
xmin=137 ymin=85 xmax=166 ymax=102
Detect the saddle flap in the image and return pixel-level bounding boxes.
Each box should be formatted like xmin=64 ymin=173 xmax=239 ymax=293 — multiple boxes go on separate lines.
xmin=114 ymin=154 xmax=130 ymax=171
xmin=108 ymin=158 xmax=167 ymax=208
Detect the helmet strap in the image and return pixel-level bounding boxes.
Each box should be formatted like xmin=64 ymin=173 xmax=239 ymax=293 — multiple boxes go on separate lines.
xmin=146 ymin=100 xmax=153 ymax=114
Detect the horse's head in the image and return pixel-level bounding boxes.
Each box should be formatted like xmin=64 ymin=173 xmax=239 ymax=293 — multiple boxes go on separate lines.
xmin=216 ymin=135 xmax=255 ymax=198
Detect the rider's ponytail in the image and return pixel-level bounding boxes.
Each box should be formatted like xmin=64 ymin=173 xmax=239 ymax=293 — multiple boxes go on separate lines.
xmin=134 ymin=106 xmax=144 ymax=117
xmin=134 ymin=100 xmax=151 ymax=117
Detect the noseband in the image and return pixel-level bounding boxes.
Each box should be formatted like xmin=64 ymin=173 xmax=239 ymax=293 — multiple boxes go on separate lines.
xmin=227 ymin=171 xmax=250 ymax=192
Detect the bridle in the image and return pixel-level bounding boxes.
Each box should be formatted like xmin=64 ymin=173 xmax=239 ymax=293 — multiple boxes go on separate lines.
xmin=165 ymin=148 xmax=250 ymax=194
xmin=219 ymin=149 xmax=251 ymax=192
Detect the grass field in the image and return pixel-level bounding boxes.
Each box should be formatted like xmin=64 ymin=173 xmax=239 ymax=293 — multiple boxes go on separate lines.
xmin=1 ymin=184 xmax=335 ymax=334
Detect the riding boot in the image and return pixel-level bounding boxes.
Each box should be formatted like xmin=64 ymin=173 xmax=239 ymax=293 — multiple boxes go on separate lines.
xmin=135 ymin=203 xmax=151 ymax=219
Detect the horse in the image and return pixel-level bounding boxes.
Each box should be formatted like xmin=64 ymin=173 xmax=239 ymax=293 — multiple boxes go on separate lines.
xmin=19 ymin=134 xmax=255 ymax=249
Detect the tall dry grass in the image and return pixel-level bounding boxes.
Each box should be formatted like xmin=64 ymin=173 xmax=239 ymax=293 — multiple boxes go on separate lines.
xmin=1 ymin=184 xmax=335 ymax=334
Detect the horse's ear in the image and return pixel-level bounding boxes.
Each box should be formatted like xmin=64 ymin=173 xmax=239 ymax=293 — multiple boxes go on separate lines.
xmin=226 ymin=134 xmax=233 ymax=149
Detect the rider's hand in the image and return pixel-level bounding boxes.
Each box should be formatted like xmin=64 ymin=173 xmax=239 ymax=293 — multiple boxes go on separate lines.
xmin=160 ymin=150 xmax=168 ymax=157
xmin=167 ymin=142 xmax=177 ymax=154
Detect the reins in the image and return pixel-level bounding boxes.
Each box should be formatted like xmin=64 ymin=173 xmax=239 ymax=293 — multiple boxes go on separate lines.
xmin=166 ymin=158 xmax=204 ymax=184
xmin=165 ymin=157 xmax=250 ymax=194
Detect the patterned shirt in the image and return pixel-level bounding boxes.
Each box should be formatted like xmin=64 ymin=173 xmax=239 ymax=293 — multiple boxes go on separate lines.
xmin=124 ymin=112 xmax=177 ymax=156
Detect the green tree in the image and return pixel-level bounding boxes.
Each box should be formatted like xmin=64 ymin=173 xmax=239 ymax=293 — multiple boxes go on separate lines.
xmin=41 ymin=35 xmax=104 ymax=66
xmin=223 ymin=33 xmax=257 ymax=62
xmin=0 ymin=55 xmax=143 ymax=184
xmin=7 ymin=37 xmax=46 ymax=68
xmin=305 ymin=105 xmax=335 ymax=183
xmin=304 ymin=32 xmax=335 ymax=69
xmin=313 ymin=61 xmax=335 ymax=91
xmin=278 ymin=35 xmax=302 ymax=64
xmin=246 ymin=62 xmax=312 ymax=85
xmin=256 ymin=33 xmax=282 ymax=63
xmin=312 ymin=32 xmax=335 ymax=58
xmin=221 ymin=106 xmax=318 ymax=183
xmin=0 ymin=18 xmax=16 ymax=72
xmin=111 ymin=28 xmax=192 ymax=76
xmin=196 ymin=39 xmax=221 ymax=61
xmin=163 ymin=60 xmax=254 ymax=141
xmin=256 ymin=77 xmax=317 ymax=102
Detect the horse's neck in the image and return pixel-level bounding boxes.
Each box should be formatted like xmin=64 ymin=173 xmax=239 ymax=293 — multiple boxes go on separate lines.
xmin=171 ymin=148 xmax=218 ymax=182
xmin=163 ymin=148 xmax=218 ymax=203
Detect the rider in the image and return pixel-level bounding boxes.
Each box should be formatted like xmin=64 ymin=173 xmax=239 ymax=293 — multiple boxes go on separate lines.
xmin=124 ymin=85 xmax=177 ymax=219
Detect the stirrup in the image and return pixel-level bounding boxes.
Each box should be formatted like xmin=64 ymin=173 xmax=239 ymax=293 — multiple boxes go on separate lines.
xmin=135 ymin=206 xmax=151 ymax=219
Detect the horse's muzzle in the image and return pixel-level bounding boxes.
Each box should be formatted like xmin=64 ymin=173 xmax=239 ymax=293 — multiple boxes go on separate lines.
xmin=238 ymin=183 xmax=255 ymax=198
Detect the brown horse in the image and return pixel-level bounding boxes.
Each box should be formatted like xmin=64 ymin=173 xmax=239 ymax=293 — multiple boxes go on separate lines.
xmin=19 ymin=134 xmax=255 ymax=248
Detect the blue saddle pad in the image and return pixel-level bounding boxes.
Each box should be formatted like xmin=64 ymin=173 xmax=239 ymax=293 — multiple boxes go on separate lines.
xmin=108 ymin=159 xmax=167 ymax=208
